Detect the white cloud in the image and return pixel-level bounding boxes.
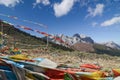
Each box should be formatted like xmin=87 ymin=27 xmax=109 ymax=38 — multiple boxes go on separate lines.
xmin=87 ymin=4 xmax=104 ymax=17
xmin=92 ymin=22 xmax=98 ymax=27
xmin=0 ymin=0 xmax=21 ymax=7
xmin=33 ymin=0 xmax=50 ymax=7
xmin=53 ymin=0 xmax=77 ymax=17
xmin=101 ymin=16 xmax=120 ymax=27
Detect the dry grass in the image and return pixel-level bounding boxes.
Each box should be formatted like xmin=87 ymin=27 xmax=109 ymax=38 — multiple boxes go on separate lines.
xmin=22 ymin=48 xmax=120 ymax=69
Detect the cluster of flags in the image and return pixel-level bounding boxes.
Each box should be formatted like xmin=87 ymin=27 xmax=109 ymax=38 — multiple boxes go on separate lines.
xmin=17 ymin=25 xmax=65 ymax=44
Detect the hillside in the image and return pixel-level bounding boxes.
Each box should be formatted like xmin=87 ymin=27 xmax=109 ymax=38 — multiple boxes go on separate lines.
xmin=0 ymin=21 xmax=73 ymax=51
xmin=71 ymin=42 xmax=94 ymax=52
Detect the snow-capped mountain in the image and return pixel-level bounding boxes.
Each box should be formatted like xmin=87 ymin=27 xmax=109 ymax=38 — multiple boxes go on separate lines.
xmin=103 ymin=41 xmax=120 ymax=50
xmin=73 ymin=34 xmax=94 ymax=44
xmin=46 ymin=33 xmax=94 ymax=46
xmin=60 ymin=33 xmax=94 ymax=45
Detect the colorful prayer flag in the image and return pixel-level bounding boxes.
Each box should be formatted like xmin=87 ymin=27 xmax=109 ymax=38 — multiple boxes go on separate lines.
xmin=17 ymin=25 xmax=34 ymax=31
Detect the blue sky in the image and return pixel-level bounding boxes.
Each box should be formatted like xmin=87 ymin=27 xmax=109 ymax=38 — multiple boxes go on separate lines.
xmin=0 ymin=0 xmax=120 ymax=44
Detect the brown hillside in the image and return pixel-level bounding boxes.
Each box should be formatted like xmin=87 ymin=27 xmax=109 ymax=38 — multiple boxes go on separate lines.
xmin=72 ymin=42 xmax=94 ymax=52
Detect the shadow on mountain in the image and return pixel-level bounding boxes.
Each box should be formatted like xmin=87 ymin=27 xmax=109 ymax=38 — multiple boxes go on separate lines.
xmin=93 ymin=44 xmax=120 ymax=56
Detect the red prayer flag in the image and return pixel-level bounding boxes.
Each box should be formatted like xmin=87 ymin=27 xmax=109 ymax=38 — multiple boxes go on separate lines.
xmin=17 ymin=25 xmax=34 ymax=31
xmin=55 ymin=37 xmax=64 ymax=43
xmin=40 ymin=32 xmax=50 ymax=36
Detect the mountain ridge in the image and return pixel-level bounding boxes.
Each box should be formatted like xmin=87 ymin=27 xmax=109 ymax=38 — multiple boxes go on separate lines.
xmin=45 ymin=33 xmax=120 ymax=56
xmin=46 ymin=33 xmax=120 ymax=50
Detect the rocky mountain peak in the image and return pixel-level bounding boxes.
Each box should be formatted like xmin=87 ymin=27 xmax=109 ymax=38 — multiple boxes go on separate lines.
xmin=73 ymin=33 xmax=94 ymax=44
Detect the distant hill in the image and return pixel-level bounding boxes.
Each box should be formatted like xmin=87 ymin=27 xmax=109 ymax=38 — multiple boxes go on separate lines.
xmin=93 ymin=43 xmax=120 ymax=56
xmin=102 ymin=41 xmax=120 ymax=50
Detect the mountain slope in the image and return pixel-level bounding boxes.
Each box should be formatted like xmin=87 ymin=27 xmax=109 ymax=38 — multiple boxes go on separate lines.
xmin=0 ymin=21 xmax=73 ymax=51
xmin=93 ymin=43 xmax=120 ymax=56
xmin=0 ymin=22 xmax=46 ymax=48
xmin=72 ymin=42 xmax=94 ymax=52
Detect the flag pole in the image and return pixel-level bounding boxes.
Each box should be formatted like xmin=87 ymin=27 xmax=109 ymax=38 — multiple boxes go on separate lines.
xmin=46 ymin=31 xmax=49 ymax=48
xmin=1 ymin=22 xmax=3 ymax=45
xmin=0 ymin=21 xmax=3 ymax=48
xmin=47 ymin=36 xmax=48 ymax=47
